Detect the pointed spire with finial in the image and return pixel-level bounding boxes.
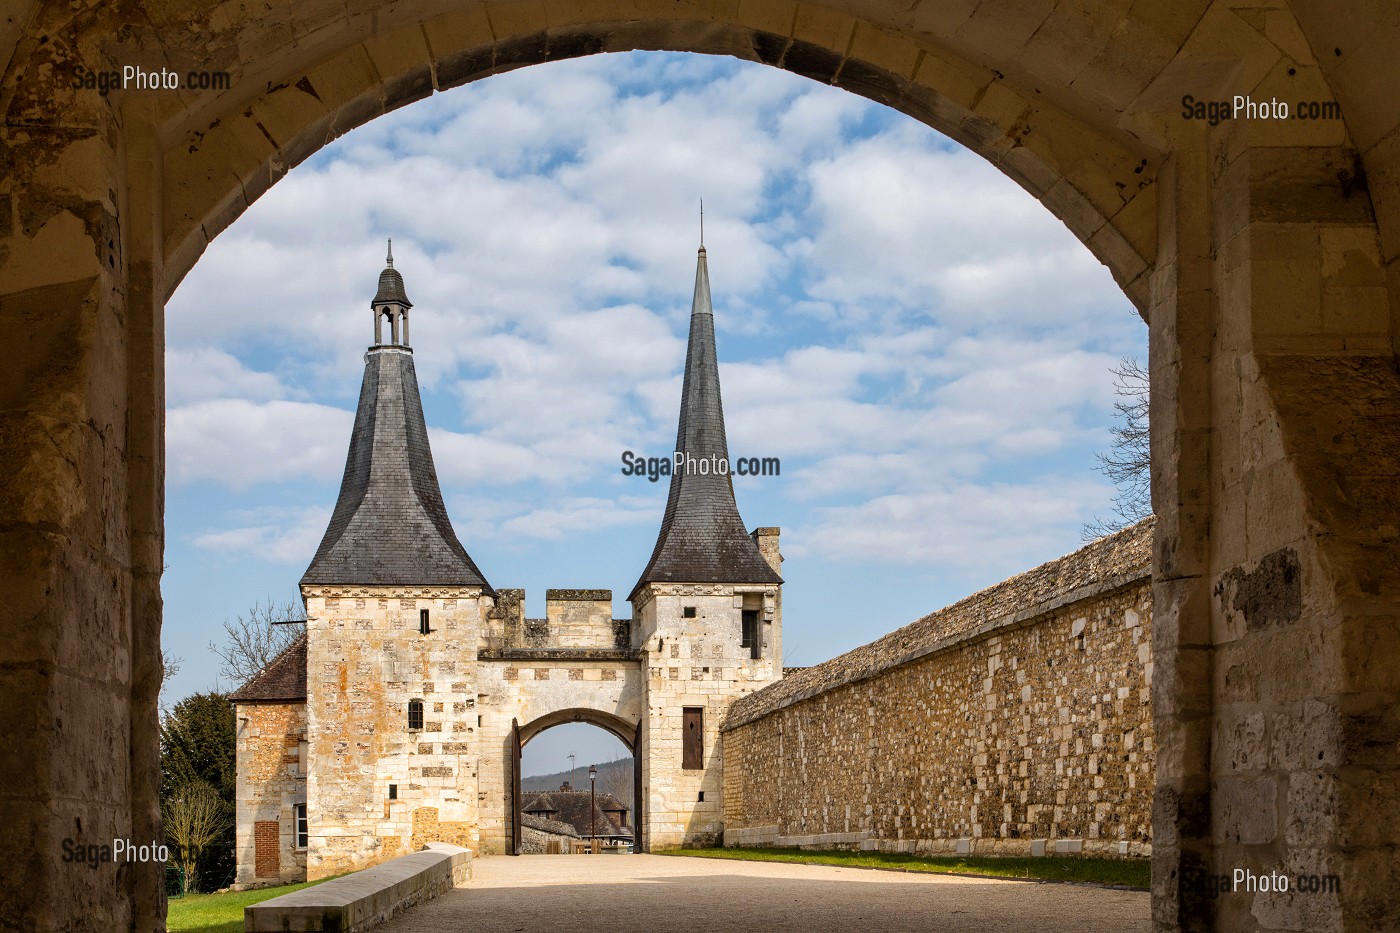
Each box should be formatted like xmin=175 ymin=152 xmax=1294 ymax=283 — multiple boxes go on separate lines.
xmin=304 ymin=243 xmax=490 ymax=591
xmin=374 ymin=238 xmax=411 ymax=308
xmin=629 ymin=234 xmax=782 ymax=601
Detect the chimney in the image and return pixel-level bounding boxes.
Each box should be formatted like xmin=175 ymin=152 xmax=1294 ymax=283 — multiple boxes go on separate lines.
xmin=560 ymin=781 xmax=572 ymax=793
xmin=751 ymin=527 xmax=782 ymax=576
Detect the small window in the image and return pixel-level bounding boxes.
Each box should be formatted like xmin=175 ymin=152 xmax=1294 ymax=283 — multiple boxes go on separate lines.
xmin=683 ymin=606 xmax=696 ymax=618
xmin=741 ymin=610 xmax=760 ymax=659
xmin=294 ymin=803 xmax=308 ymax=850
xmin=408 ymin=699 xmax=424 ymax=731
xmin=698 ymin=791 xmax=705 ymax=802
xmin=419 ymin=608 xmax=431 ymax=635
xmin=682 ymin=707 xmax=703 ymax=770
xmin=388 ymin=784 xmax=398 ymax=800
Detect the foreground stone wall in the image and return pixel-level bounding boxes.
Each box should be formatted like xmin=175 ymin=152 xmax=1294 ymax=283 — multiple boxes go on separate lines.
xmin=724 ymin=522 xmax=1153 ymax=858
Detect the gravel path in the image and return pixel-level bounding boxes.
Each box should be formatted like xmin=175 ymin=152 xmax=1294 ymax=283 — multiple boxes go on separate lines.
xmin=376 ymin=853 xmax=1151 ymax=932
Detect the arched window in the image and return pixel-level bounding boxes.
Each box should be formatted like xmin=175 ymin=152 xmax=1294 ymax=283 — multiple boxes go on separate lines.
xmin=407 ymin=698 xmax=424 ymax=731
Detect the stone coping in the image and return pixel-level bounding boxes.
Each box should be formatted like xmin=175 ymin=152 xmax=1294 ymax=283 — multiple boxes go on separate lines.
xmin=724 ymin=520 xmax=1153 ymax=730
xmin=546 ymin=588 xmax=612 ymax=600
xmin=244 ymin=843 xmax=470 ymax=933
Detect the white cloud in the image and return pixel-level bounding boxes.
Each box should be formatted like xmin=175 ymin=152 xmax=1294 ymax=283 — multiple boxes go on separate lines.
xmin=499 ymin=496 xmax=660 ymax=540
xmin=191 ymin=506 xmax=332 ymax=565
xmin=785 ymin=477 xmax=1113 ymax=575
xmin=166 ymin=348 xmax=288 ymax=406
xmin=798 ymin=127 xmax=1127 ymax=331
xmin=167 ymin=399 xmax=353 ymax=488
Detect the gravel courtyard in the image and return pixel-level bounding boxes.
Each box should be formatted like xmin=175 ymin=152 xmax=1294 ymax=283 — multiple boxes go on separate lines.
xmin=375 ymin=853 xmax=1151 ymax=932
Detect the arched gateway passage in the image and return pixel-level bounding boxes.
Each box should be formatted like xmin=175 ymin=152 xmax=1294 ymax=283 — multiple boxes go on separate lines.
xmin=513 ymin=710 xmax=643 ymax=856
xmin=5 ymin=2 xmax=1400 ymax=930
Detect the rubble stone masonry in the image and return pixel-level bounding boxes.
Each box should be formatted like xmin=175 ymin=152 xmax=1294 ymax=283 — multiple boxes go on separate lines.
xmin=302 ymin=585 xmax=488 ymax=878
xmin=723 ymin=521 xmax=1153 ymax=858
xmin=233 ymin=702 xmax=307 ymax=886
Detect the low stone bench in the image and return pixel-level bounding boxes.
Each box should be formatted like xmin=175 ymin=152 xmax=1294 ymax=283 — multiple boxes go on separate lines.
xmin=245 ymin=843 xmax=471 ymax=932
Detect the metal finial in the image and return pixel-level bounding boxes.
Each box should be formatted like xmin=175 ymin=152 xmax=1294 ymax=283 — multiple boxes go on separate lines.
xmin=699 ymin=199 xmax=704 ymax=249
xmin=386 ymin=238 xmax=394 ymax=267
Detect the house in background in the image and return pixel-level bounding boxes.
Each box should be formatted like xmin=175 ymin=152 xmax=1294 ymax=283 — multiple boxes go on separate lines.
xmin=518 ymin=813 xmax=578 ymax=854
xmin=522 ymin=783 xmax=632 ymax=852
xmin=230 ymin=635 xmax=309 ymax=886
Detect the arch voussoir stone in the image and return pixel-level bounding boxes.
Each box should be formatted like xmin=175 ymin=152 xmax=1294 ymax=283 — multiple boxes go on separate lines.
xmin=154 ymin=1 xmax=1159 ymax=312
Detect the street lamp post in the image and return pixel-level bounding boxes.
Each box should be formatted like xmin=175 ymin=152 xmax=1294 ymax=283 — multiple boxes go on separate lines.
xmin=589 ymin=764 xmax=598 ymax=854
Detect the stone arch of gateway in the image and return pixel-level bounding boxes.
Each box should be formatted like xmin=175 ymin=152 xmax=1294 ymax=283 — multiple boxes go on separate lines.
xmin=3 ymin=1 xmax=1399 ymax=930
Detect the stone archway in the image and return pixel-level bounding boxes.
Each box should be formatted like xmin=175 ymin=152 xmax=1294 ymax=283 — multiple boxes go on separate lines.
xmin=519 ymin=707 xmax=640 ymax=750
xmin=4 ymin=2 xmax=1400 ymax=930
xmin=512 ymin=708 xmax=642 ymax=856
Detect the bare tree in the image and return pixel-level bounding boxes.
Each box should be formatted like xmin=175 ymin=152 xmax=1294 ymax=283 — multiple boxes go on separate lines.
xmin=1083 ymin=357 xmax=1151 ymax=540
xmin=159 ymin=649 xmax=184 ymax=716
xmin=163 ymin=781 xmax=231 ymax=894
xmin=161 ymin=649 xmax=182 ymax=687
xmin=595 ymin=758 xmax=634 ymax=813
xmin=210 ymin=598 xmax=303 ymax=687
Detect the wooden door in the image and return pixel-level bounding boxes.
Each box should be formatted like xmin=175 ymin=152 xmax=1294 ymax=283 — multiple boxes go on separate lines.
xmin=633 ymin=719 xmax=645 ymax=853
xmin=510 ymin=717 xmax=522 ymax=856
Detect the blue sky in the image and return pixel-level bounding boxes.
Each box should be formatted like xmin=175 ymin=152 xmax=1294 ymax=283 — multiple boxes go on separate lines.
xmin=161 ymin=51 xmax=1146 ymax=774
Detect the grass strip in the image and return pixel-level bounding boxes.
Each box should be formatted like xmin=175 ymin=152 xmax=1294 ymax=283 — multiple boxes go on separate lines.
xmin=659 ymin=846 xmax=1150 ymax=889
xmin=166 ymin=876 xmax=337 ymax=933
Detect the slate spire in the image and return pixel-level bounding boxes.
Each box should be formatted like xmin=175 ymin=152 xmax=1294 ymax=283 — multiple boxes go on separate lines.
xmin=302 ymin=251 xmax=491 ymax=591
xmin=630 ymin=245 xmax=782 ymax=600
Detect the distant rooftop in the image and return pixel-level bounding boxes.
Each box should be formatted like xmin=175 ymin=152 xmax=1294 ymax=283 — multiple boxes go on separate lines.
xmin=230 ymin=634 xmax=307 ymax=703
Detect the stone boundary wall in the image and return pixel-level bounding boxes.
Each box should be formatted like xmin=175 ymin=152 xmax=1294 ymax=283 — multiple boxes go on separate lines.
xmin=244 ymin=842 xmax=471 ymax=933
xmin=722 ymin=521 xmax=1154 ymax=859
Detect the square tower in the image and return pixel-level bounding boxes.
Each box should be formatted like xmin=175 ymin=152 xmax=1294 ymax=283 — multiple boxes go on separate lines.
xmin=629 ymin=245 xmax=784 ymax=848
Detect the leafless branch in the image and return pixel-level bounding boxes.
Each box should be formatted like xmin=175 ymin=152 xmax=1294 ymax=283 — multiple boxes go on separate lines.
xmin=1083 ymin=357 xmax=1152 ymax=540
xmin=209 ymin=598 xmax=303 ymax=687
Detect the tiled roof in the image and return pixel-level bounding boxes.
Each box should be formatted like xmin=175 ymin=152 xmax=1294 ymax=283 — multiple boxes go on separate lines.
xmin=630 ymin=247 xmax=783 ymax=600
xmin=726 ymin=519 xmax=1154 ymax=728
xmin=301 ymin=346 xmax=492 ymax=591
xmin=521 ymin=813 xmax=578 ymax=837
xmin=229 ymin=634 xmax=308 ymax=703
xmin=521 ymin=790 xmax=631 ymax=839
